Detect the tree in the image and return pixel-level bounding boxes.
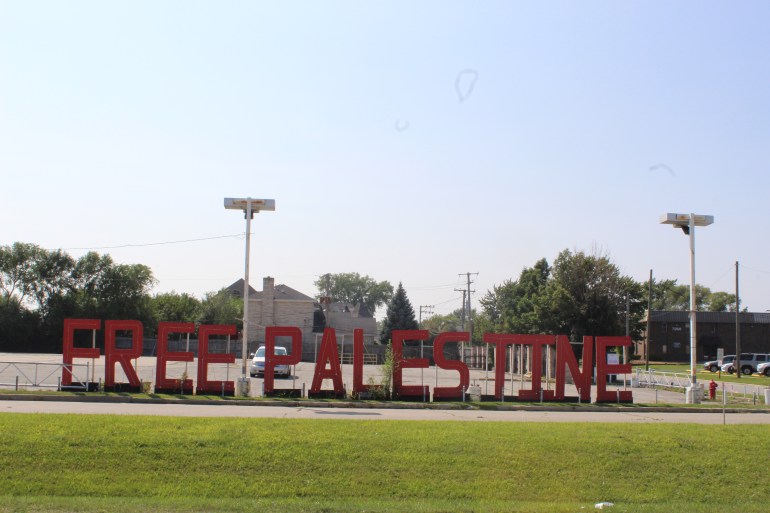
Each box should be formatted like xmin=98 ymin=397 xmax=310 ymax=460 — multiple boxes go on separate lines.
xmin=379 ymin=282 xmax=418 ymax=344
xmin=314 ymin=272 xmax=393 ymax=314
xmin=649 ymin=279 xmax=738 ymax=312
xmin=706 ymin=291 xmax=738 ymax=312
xmin=421 ymin=309 xmax=464 ymax=335
xmin=0 ymin=242 xmax=75 ymax=314
xmin=480 ymin=250 xmax=647 ymax=342
xmin=479 ymin=258 xmax=552 ymax=334
xmin=197 ymin=289 xmax=243 ymax=328
xmin=150 ymin=292 xmax=201 ymax=325
xmin=0 ymin=243 xmax=156 ymax=351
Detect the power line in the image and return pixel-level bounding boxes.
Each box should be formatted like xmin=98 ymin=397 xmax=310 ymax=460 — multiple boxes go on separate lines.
xmin=56 ymin=233 xmax=246 ymax=251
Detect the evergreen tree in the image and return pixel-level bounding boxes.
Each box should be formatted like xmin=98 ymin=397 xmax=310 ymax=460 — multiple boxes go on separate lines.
xmin=379 ymin=282 xmax=419 ymax=344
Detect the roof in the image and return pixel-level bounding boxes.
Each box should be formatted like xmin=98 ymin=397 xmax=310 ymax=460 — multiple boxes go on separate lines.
xmin=254 ymin=284 xmax=315 ymax=302
xmin=226 ymin=279 xmax=315 ymax=302
xmin=648 ymin=310 xmax=770 ymax=324
xmin=327 ymin=302 xmax=374 ymax=318
xmin=225 ymin=279 xmax=258 ymax=297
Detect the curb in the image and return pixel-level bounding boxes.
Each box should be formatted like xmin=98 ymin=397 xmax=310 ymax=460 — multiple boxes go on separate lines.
xmin=1 ymin=393 xmax=768 ymax=414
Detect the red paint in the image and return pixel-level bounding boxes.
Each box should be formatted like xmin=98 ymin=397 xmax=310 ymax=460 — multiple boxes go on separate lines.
xmin=483 ymin=333 xmax=517 ymax=399
xmin=309 ymin=328 xmax=344 ymax=395
xmin=352 ymin=328 xmax=375 ymax=394
xmin=554 ymin=336 xmax=594 ymax=402
xmin=155 ymin=322 xmax=195 ymax=393
xmin=595 ymin=336 xmax=633 ymax=403
xmin=60 ymin=319 xmax=635 ymax=403
xmin=104 ymin=320 xmax=143 ymax=388
xmin=432 ymin=332 xmax=470 ymax=400
xmin=62 ymin=318 xmax=100 ymax=386
xmin=392 ymin=330 xmax=430 ymax=399
xmin=196 ymin=324 xmax=236 ymax=395
xmin=263 ymin=326 xmax=302 ymax=394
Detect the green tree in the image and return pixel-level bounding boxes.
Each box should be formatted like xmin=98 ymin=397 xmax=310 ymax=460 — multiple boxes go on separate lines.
xmin=197 ymin=289 xmax=243 ymax=328
xmin=480 ymin=250 xmax=647 ymax=342
xmin=480 ymin=258 xmax=552 ymax=334
xmin=314 ymin=272 xmax=393 ymax=314
xmin=379 ymin=282 xmax=418 ymax=344
xmin=63 ymin=252 xmax=155 ymax=325
xmin=421 ymin=309 xmax=464 ymax=335
xmin=150 ymin=292 xmax=201 ymax=324
xmin=0 ymin=242 xmax=75 ymax=314
xmin=649 ymin=279 xmax=738 ymax=312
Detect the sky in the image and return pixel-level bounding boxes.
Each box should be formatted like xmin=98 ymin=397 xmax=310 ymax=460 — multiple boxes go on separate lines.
xmin=2 ymin=1 xmax=770 ymax=319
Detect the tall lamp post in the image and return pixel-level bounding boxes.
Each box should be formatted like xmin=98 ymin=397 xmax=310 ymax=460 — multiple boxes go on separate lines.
xmin=225 ymin=197 xmax=275 ymax=396
xmin=659 ymin=212 xmax=714 ymax=404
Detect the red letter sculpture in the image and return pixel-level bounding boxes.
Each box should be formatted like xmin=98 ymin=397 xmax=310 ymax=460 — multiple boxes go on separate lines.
xmin=483 ymin=333 xmax=517 ymax=400
xmin=554 ymin=335 xmax=594 ymax=402
xmin=104 ymin=320 xmax=143 ymax=391
xmin=155 ymin=322 xmax=195 ymax=394
xmin=433 ymin=332 xmax=470 ymax=400
xmin=263 ymin=326 xmax=302 ymax=395
xmin=353 ymin=328 xmax=377 ymax=395
xmin=595 ymin=336 xmax=633 ymax=403
xmin=62 ymin=318 xmax=101 ymax=386
xmin=392 ymin=330 xmax=430 ymax=400
xmin=196 ymin=324 xmax=236 ymax=395
xmin=309 ymin=328 xmax=345 ymax=398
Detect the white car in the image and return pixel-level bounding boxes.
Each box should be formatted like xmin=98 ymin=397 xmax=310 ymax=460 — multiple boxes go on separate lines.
xmin=720 ymin=353 xmax=770 ymax=375
xmin=250 ymin=346 xmax=291 ymax=378
xmin=757 ymin=361 xmax=770 ymax=377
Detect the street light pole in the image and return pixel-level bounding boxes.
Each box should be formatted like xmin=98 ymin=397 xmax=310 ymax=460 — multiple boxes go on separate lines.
xmin=687 ymin=213 xmax=697 ymax=390
xmin=225 ymin=197 xmax=275 ymax=396
xmin=242 ymin=199 xmax=253 ymax=381
xmin=660 ymin=212 xmax=714 ymax=404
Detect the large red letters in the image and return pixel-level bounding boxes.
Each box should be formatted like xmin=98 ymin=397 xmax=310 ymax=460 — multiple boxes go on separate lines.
xmin=392 ymin=330 xmax=430 ymax=399
xmin=263 ymin=326 xmax=302 ymax=394
xmin=155 ymin=322 xmax=195 ymax=393
xmin=595 ymin=336 xmax=633 ymax=403
xmin=432 ymin=332 xmax=470 ymax=400
xmin=104 ymin=320 xmax=143 ymax=389
xmin=61 ymin=319 xmax=634 ymax=402
xmin=309 ymin=328 xmax=345 ymax=396
xmin=62 ymin=318 xmax=100 ymax=386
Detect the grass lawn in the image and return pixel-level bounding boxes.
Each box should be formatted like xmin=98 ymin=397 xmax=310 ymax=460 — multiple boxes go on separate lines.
xmin=1 ymin=414 xmax=769 ymax=512
xmin=638 ymin=363 xmax=770 ymax=387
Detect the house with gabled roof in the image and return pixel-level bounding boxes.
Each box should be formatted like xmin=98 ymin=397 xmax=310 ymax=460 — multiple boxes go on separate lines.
xmin=227 ymin=277 xmax=380 ymax=362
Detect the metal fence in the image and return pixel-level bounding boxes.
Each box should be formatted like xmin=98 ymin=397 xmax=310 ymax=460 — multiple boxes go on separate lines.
xmin=634 ymin=368 xmax=770 ymax=405
xmin=0 ymin=361 xmax=91 ymax=391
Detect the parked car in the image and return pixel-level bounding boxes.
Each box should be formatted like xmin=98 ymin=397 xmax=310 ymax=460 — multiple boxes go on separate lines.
xmin=704 ymin=355 xmax=734 ymax=373
xmin=250 ymin=345 xmax=291 ymax=378
xmin=757 ymin=361 xmax=770 ymax=377
xmin=720 ymin=353 xmax=770 ymax=375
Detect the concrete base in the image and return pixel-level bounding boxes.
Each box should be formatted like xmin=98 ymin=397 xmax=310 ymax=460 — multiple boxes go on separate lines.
xmin=237 ymin=377 xmax=250 ymax=397
xmin=685 ymin=385 xmax=702 ymax=404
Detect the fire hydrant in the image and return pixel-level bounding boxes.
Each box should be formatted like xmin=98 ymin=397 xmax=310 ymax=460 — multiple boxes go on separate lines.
xmin=709 ymin=380 xmax=718 ymax=400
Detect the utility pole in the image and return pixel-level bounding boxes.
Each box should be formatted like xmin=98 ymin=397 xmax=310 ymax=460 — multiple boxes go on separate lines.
xmin=459 ymin=272 xmax=478 ymax=365
xmin=454 ymin=289 xmax=467 ymax=330
xmin=645 ymin=270 xmax=652 ymax=371
xmin=735 ymin=261 xmax=742 ymax=379
xmin=418 ymin=305 xmax=434 ymax=329
xmin=624 ymin=292 xmax=630 ymax=364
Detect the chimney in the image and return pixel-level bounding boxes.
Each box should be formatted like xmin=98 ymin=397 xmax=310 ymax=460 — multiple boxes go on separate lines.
xmin=262 ymin=276 xmax=275 ymax=326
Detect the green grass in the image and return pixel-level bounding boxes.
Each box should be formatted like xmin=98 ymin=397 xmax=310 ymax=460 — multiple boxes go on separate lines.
xmin=1 ymin=414 xmax=769 ymax=512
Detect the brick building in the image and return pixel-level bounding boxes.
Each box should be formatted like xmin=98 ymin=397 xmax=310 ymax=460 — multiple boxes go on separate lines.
xmin=228 ymin=277 xmax=380 ymax=362
xmin=644 ymin=310 xmax=770 ymax=362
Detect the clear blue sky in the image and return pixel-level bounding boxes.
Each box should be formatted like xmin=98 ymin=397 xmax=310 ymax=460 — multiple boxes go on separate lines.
xmin=2 ymin=1 xmax=769 ymax=318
